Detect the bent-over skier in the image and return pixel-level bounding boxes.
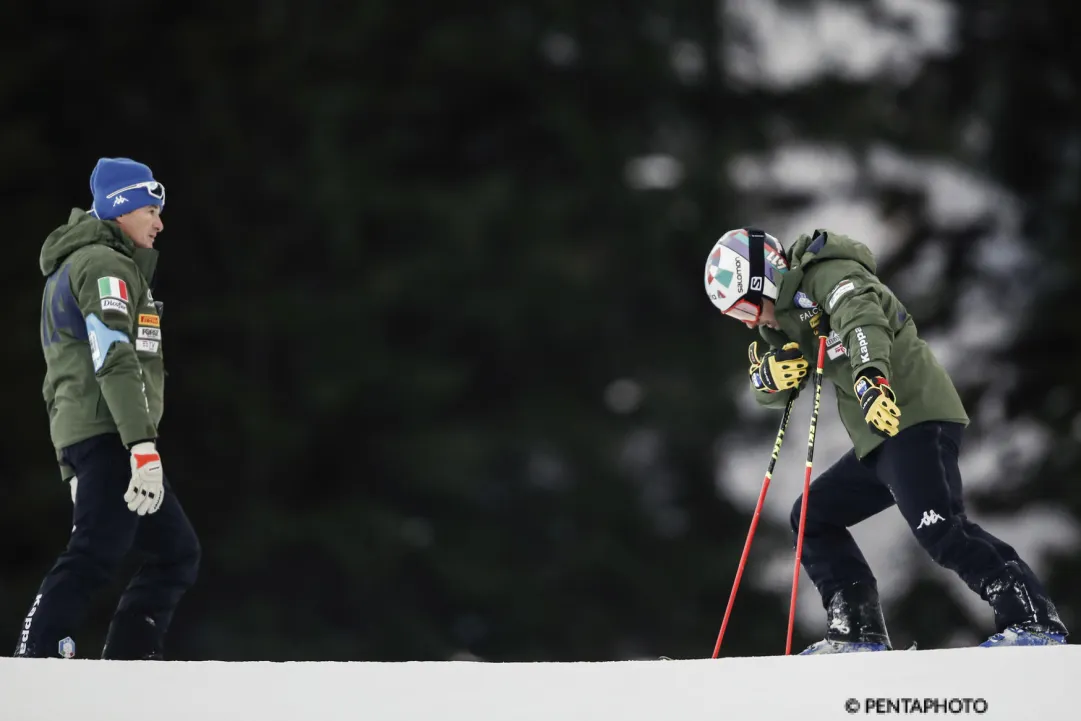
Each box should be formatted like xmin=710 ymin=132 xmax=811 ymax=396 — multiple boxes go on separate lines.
xmin=703 ymin=227 xmax=1067 ymax=653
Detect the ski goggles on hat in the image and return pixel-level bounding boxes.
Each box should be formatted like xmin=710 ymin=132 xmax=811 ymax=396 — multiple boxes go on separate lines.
xmin=724 ymin=298 xmax=762 ymax=324
xmin=106 ymin=181 xmax=165 ymax=203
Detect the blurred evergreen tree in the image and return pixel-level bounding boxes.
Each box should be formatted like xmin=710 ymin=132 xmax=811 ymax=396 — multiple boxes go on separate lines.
xmin=0 ymin=0 xmax=1075 ymax=660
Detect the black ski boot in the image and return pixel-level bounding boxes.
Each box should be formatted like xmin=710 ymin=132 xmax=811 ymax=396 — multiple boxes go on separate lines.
xmin=101 ymin=610 xmax=165 ymax=660
xmin=979 ymin=561 xmax=1067 ymax=647
xmin=799 ymin=583 xmax=892 ymax=655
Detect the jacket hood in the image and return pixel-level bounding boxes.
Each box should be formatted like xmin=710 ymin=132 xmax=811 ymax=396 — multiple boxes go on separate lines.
xmin=786 ymin=229 xmax=878 ymax=275
xmin=774 ymin=229 xmax=878 ymax=311
xmin=40 ymin=208 xmax=136 ymax=276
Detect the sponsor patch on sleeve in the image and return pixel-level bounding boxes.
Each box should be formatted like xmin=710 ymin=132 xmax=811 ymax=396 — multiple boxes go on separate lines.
xmin=135 ymin=338 xmax=160 ymax=354
xmin=825 ymin=330 xmax=848 ymax=360
xmin=794 ymin=291 xmax=817 ymax=309
xmin=138 ymin=313 xmax=160 ymax=327
xmin=826 ymin=280 xmax=856 ymax=312
xmin=137 ymin=327 xmax=161 ymax=340
xmin=100 ymin=298 xmax=129 ymax=315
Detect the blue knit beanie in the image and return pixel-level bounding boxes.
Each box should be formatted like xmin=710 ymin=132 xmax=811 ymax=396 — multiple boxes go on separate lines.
xmin=89 ymin=157 xmax=165 ymax=220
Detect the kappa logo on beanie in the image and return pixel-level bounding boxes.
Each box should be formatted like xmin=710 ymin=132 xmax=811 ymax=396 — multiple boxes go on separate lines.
xmin=89 ymin=158 xmax=165 ymax=220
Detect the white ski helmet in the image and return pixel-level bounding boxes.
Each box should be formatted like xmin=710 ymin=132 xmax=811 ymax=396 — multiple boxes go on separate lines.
xmin=703 ymin=227 xmax=788 ymax=322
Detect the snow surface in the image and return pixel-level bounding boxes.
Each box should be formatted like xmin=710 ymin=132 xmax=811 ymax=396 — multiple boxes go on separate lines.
xmin=1 ymin=647 xmax=1077 ymax=721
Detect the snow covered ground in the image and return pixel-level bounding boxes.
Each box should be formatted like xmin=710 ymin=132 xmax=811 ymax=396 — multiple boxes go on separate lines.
xmin=1 ymin=647 xmax=1076 ymax=721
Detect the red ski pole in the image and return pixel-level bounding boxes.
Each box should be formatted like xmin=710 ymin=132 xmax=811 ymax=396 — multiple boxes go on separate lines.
xmin=785 ymin=333 xmax=828 ymax=655
xmin=711 ymin=390 xmax=799 ymax=659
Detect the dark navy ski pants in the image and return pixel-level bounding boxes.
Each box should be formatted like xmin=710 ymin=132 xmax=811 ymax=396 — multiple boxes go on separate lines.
xmin=791 ymin=421 xmax=1048 ymax=607
xmin=15 ymin=433 xmax=200 ymax=658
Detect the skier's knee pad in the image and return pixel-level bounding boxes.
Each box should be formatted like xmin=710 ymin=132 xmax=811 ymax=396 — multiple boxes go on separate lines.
xmin=789 ymin=493 xmax=825 ymax=537
xmin=912 ymin=514 xmax=966 ymax=567
xmin=145 ymin=521 xmax=201 ymax=589
xmin=791 ymin=492 xmax=830 ymax=538
xmin=67 ymin=530 xmax=133 ymax=582
xmin=171 ymin=530 xmax=201 ymax=589
xmin=790 ymin=495 xmax=805 ymax=536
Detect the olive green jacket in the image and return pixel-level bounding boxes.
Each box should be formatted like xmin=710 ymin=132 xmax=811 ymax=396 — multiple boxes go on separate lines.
xmin=39 ymin=209 xmax=164 ymax=479
xmin=754 ymin=230 xmax=968 ymax=459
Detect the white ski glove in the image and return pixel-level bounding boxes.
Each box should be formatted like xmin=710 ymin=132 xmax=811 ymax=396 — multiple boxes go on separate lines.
xmin=125 ymin=441 xmax=165 ymax=516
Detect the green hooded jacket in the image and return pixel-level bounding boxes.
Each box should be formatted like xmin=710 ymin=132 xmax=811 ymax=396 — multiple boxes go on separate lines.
xmin=753 ymin=230 xmax=968 ymax=459
xmin=39 ymin=209 xmax=164 ymax=480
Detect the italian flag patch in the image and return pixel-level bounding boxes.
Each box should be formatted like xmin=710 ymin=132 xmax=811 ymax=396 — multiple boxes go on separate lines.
xmin=97 ymin=277 xmax=129 ymax=301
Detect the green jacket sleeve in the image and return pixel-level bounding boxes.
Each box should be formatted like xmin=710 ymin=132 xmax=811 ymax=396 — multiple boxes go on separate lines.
xmin=750 ymin=327 xmax=798 ymax=409
xmin=70 ymin=249 xmax=157 ymax=447
xmin=804 ymin=259 xmax=894 ymax=380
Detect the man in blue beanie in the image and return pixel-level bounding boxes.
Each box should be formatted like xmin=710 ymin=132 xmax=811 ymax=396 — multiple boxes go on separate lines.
xmin=15 ymin=157 xmax=200 ymax=660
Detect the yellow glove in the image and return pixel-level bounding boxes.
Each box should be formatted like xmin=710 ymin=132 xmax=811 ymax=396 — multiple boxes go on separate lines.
xmin=854 ymin=370 xmax=901 ymax=438
xmin=748 ymin=341 xmax=808 ymax=393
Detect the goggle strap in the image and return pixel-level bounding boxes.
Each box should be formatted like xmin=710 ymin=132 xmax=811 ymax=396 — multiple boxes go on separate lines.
xmin=745 ymin=227 xmax=766 ymax=308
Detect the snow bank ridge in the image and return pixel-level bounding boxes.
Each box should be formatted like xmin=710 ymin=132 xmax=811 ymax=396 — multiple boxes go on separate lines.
xmin=1 ymin=646 xmax=1077 ymax=721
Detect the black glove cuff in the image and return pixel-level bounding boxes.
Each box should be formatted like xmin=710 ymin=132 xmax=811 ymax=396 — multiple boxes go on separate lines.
xmin=858 ymin=366 xmax=887 ymax=381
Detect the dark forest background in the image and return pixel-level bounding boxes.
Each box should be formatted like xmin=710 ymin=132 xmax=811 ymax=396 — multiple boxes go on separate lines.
xmin=2 ymin=0 xmax=1079 ymax=661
